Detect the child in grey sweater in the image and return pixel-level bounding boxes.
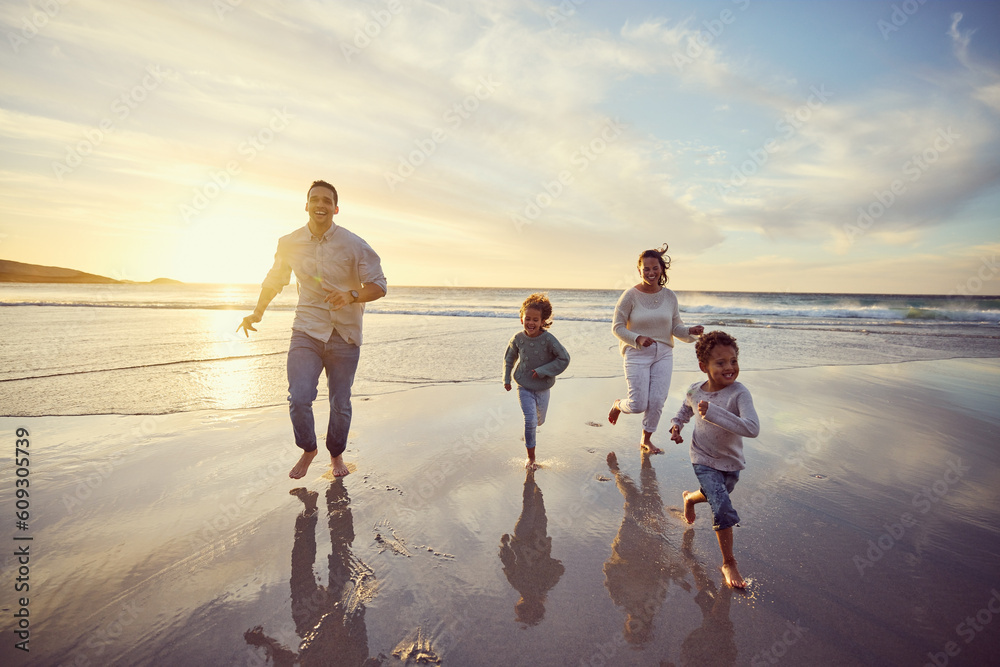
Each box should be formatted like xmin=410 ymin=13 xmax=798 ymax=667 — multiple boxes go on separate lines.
xmin=670 ymin=330 xmax=759 ymax=588
xmin=504 ymin=293 xmax=570 ymax=470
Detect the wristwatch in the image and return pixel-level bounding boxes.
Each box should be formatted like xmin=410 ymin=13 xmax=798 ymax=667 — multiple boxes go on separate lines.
xmin=350 ymin=290 xmax=359 ymax=303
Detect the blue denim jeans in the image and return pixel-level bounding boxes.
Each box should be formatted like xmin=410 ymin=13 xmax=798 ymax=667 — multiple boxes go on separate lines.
xmin=693 ymin=464 xmax=741 ymax=531
xmin=517 ymin=386 xmax=550 ymax=450
xmin=287 ymin=329 xmax=361 ymax=458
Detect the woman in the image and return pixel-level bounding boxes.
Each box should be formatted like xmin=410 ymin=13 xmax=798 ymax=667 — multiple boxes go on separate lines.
xmin=609 ymin=244 xmax=703 ymax=453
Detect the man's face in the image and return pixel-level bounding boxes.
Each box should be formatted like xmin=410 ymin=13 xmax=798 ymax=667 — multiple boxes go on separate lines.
xmin=306 ymin=185 xmax=338 ymax=229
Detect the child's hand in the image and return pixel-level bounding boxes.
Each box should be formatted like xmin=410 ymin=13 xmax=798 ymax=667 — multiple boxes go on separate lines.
xmin=531 ymin=370 xmax=540 ymax=379
xmin=670 ymin=425 xmax=683 ymax=444
xmin=504 ymin=383 xmax=511 ymax=392
xmin=697 ymin=400 xmax=709 ymax=416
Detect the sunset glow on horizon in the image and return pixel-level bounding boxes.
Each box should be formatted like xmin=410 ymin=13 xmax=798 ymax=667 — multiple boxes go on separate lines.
xmin=1 ymin=0 xmax=998 ymax=294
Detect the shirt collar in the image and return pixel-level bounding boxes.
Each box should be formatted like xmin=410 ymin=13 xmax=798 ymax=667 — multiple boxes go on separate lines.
xmin=308 ymin=222 xmax=338 ymax=241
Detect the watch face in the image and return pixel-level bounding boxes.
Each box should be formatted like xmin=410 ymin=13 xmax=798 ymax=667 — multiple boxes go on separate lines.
xmin=351 ymin=290 xmax=359 ymax=299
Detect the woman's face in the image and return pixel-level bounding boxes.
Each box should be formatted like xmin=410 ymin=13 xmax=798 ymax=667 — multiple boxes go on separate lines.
xmin=640 ymin=256 xmax=662 ymax=286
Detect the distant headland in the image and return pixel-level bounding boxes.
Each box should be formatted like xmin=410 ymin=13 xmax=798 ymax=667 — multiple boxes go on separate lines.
xmin=0 ymin=259 xmax=181 ymax=285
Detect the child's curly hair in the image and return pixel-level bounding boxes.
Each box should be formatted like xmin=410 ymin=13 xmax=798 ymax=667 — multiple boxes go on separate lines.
xmin=520 ymin=293 xmax=553 ymax=329
xmin=695 ymin=330 xmax=739 ymax=364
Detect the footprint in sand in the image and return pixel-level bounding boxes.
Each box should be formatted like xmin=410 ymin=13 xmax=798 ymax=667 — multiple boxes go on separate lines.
xmin=585 ymin=421 xmax=602 ymax=427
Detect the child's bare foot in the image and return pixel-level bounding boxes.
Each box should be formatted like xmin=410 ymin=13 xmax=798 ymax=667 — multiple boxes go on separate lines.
xmin=682 ymin=491 xmax=698 ymax=524
xmin=608 ymin=399 xmax=621 ymax=425
xmin=289 ymin=449 xmax=318 ymax=479
xmin=606 ymin=451 xmax=619 ymax=472
xmin=525 ymin=459 xmax=540 ymax=470
xmin=331 ymin=454 xmax=350 ymax=477
xmin=721 ymin=559 xmax=746 ymax=589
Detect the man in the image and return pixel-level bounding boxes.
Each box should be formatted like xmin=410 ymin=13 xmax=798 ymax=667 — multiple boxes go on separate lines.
xmin=239 ymin=180 xmax=387 ymax=479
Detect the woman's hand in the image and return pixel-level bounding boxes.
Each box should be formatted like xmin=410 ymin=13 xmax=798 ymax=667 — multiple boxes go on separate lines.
xmin=697 ymin=400 xmax=709 ymax=416
xmin=636 ymin=335 xmax=654 ymax=348
xmin=689 ymin=325 xmax=704 ymax=336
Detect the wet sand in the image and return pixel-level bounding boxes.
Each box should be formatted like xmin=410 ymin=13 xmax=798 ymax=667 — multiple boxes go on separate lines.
xmin=2 ymin=358 xmax=1000 ymax=665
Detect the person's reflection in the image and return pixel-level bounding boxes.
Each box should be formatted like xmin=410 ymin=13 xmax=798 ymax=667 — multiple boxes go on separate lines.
xmin=245 ymin=482 xmax=374 ymax=666
xmin=678 ymin=527 xmax=737 ymax=666
xmin=499 ymin=469 xmax=565 ymax=626
xmin=604 ymin=451 xmax=687 ymax=645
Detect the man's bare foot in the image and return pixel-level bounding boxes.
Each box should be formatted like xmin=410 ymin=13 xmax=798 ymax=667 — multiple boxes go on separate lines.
xmin=331 ymin=455 xmax=350 ymax=477
xmin=525 ymin=459 xmax=540 ymax=470
xmin=289 ymin=449 xmax=318 ymax=479
xmin=721 ymin=559 xmax=746 ymax=589
xmin=682 ymin=491 xmax=698 ymax=524
xmin=608 ymin=399 xmax=621 ymax=425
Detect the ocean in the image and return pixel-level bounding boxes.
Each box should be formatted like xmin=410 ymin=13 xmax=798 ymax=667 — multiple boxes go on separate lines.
xmin=2 ymin=283 xmax=998 ymax=416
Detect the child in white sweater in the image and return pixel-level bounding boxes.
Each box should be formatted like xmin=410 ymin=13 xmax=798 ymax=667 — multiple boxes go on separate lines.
xmin=670 ymin=330 xmax=759 ymax=588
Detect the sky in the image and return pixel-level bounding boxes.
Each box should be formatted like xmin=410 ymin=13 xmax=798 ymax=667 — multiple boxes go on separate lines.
xmin=1 ymin=0 xmax=998 ymax=293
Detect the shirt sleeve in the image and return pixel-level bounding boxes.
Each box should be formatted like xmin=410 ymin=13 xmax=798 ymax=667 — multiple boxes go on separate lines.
xmin=703 ymin=388 xmax=760 ymax=438
xmin=670 ymin=293 xmax=696 ymax=343
xmin=261 ymin=238 xmax=292 ymax=293
xmin=534 ymin=334 xmax=570 ymax=378
xmin=357 ymin=239 xmax=387 ymax=296
xmin=503 ymin=336 xmax=519 ymax=385
xmin=672 ymin=390 xmax=695 ymax=427
xmin=612 ymin=290 xmax=640 ymax=349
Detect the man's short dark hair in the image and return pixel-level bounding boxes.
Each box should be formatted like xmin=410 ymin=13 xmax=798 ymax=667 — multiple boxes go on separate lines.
xmin=308 ymin=180 xmax=338 ymax=206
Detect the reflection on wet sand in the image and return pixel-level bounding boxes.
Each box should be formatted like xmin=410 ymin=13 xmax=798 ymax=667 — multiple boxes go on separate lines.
xmin=245 ymin=482 xmax=376 ymax=666
xmin=678 ymin=528 xmax=737 ymax=666
xmin=603 ymin=451 xmax=689 ymax=645
xmin=499 ymin=469 xmax=565 ymax=626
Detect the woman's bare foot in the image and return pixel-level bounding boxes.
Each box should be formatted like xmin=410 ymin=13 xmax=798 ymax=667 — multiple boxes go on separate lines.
xmin=721 ymin=559 xmax=746 ymax=589
xmin=331 ymin=454 xmax=350 ymax=477
xmin=640 ymin=431 xmax=663 ymax=454
xmin=289 ymin=449 xmax=318 ymax=479
xmin=608 ymin=399 xmax=621 ymax=425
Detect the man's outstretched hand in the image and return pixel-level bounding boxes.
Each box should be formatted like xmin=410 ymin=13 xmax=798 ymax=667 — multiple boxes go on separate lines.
xmin=237 ymin=313 xmax=261 ymax=337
